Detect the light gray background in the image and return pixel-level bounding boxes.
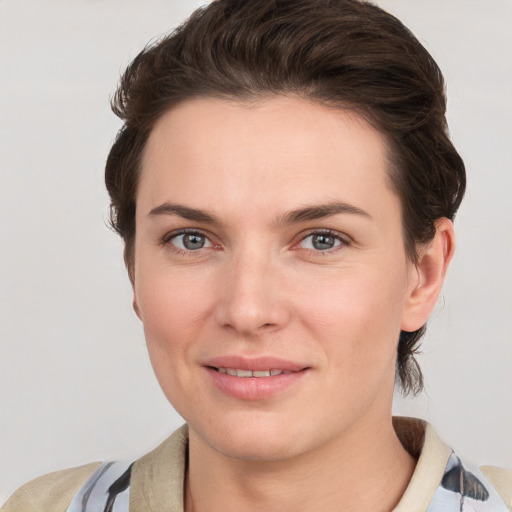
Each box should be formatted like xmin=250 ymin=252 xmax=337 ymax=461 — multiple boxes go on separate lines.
xmin=1 ymin=0 xmax=511 ymax=503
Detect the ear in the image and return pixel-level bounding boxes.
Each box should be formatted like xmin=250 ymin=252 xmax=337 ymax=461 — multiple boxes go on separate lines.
xmin=132 ymin=293 xmax=142 ymax=320
xmin=401 ymin=218 xmax=456 ymax=332
xmin=131 ymin=274 xmax=142 ymax=321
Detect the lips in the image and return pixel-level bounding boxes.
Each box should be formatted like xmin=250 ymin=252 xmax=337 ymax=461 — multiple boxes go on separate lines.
xmin=203 ymin=356 xmax=310 ymax=400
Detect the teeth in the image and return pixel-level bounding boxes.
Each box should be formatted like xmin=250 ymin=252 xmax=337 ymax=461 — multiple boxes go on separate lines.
xmin=216 ymin=367 xmax=289 ymax=377
xmin=252 ymin=370 xmax=271 ymax=377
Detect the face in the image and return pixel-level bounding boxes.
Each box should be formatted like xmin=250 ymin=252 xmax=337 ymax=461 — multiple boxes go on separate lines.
xmin=133 ymin=96 xmax=422 ymax=462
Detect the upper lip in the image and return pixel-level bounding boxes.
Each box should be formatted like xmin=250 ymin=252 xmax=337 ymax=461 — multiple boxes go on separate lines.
xmin=203 ymin=356 xmax=309 ymax=372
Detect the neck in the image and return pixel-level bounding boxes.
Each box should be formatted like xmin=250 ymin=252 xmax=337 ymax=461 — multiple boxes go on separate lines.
xmin=185 ymin=413 xmax=416 ymax=512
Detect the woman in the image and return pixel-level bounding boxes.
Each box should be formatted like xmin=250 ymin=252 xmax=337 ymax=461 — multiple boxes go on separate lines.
xmin=2 ymin=1 xmax=510 ymax=511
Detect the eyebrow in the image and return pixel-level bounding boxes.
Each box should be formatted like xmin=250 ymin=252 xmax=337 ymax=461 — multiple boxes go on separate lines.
xmin=149 ymin=203 xmax=222 ymax=225
xmin=278 ymin=200 xmax=372 ymax=225
xmin=149 ymin=200 xmax=371 ymax=227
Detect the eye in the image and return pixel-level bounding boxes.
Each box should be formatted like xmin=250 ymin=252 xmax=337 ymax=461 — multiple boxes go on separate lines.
xmin=167 ymin=231 xmax=213 ymax=251
xmin=298 ymin=231 xmax=345 ymax=251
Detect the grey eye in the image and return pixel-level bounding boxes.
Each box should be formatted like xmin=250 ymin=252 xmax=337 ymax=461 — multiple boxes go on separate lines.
xmin=312 ymin=234 xmax=336 ymax=250
xmin=299 ymin=233 xmax=342 ymax=251
xmin=172 ymin=232 xmax=210 ymax=250
xmin=183 ymin=233 xmax=205 ymax=250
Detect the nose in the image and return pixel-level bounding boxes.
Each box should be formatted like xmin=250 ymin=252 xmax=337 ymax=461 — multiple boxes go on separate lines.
xmin=214 ymin=248 xmax=291 ymax=336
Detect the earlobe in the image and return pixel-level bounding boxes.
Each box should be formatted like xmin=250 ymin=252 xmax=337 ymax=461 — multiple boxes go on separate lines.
xmin=401 ymin=218 xmax=456 ymax=332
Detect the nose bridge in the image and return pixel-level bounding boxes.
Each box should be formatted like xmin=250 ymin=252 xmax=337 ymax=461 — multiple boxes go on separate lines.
xmin=215 ymin=242 xmax=288 ymax=334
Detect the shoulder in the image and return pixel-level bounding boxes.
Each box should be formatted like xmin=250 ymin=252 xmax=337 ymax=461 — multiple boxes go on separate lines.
xmin=1 ymin=425 xmax=189 ymax=512
xmin=1 ymin=462 xmax=101 ymax=512
xmin=481 ymin=465 xmax=512 ymax=509
xmin=393 ymin=418 xmax=512 ymax=512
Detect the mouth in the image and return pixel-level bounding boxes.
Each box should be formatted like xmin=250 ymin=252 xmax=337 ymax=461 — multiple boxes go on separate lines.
xmin=203 ymin=357 xmax=310 ymax=400
xmin=211 ymin=367 xmax=297 ymax=378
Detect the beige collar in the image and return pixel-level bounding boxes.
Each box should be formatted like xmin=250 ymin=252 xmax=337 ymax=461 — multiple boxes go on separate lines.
xmin=393 ymin=417 xmax=452 ymax=511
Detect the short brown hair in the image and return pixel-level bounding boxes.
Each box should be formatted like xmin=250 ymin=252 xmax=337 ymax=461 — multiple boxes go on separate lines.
xmin=105 ymin=0 xmax=466 ymax=395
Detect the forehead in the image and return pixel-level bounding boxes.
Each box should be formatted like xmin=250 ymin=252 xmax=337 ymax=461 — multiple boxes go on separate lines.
xmin=138 ymin=96 xmax=398 ymax=221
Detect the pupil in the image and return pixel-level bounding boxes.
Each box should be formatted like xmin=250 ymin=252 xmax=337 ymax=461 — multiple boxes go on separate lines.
xmin=183 ymin=233 xmax=205 ymax=250
xmin=313 ymin=234 xmax=335 ymax=250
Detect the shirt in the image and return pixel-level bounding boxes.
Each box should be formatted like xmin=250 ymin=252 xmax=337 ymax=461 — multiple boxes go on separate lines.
xmin=3 ymin=417 xmax=511 ymax=512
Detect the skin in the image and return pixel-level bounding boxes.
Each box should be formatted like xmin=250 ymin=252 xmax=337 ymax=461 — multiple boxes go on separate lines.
xmin=133 ymin=96 xmax=455 ymax=512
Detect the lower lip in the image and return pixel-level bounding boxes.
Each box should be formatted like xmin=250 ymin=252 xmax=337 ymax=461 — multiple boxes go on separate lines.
xmin=205 ymin=367 xmax=308 ymax=401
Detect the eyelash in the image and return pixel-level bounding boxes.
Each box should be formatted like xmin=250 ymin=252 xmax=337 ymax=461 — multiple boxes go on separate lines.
xmin=160 ymin=228 xmax=350 ymax=256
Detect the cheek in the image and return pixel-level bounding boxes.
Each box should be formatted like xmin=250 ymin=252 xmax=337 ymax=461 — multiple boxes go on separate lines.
xmin=301 ymin=274 xmax=406 ymax=415
xmin=135 ymin=269 xmax=218 ymax=414
xmin=135 ymin=268 xmax=215 ymax=363
xmin=298 ymin=267 xmax=408 ymax=368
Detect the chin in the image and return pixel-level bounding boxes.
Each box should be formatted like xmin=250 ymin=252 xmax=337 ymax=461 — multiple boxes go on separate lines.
xmin=190 ymin=410 xmax=316 ymax=462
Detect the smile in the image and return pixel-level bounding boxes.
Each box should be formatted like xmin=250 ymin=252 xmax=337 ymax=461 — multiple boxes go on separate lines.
xmin=205 ymin=362 xmax=309 ymax=401
xmin=214 ymin=368 xmax=294 ymax=377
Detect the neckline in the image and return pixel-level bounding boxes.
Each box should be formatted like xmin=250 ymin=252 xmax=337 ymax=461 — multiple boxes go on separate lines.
xmin=129 ymin=418 xmax=454 ymax=512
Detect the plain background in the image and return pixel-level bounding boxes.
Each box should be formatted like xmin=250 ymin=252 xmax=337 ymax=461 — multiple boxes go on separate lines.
xmin=1 ymin=0 xmax=511 ymax=504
